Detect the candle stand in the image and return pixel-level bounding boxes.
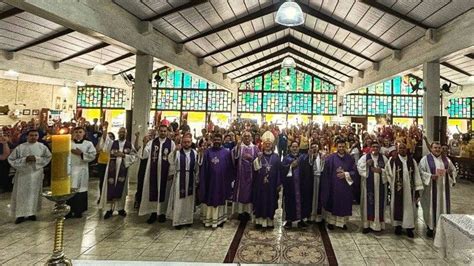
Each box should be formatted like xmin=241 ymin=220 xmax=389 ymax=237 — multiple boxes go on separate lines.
xmin=42 ymin=189 xmax=77 ymax=266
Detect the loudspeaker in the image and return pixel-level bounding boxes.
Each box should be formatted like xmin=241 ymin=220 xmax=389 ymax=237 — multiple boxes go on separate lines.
xmin=433 ymin=116 xmax=447 ymax=145
xmin=126 ymin=110 xmax=133 ymax=142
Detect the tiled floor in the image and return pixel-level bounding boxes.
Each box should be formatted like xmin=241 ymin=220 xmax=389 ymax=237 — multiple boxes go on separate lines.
xmin=0 ymin=178 xmax=473 ymax=265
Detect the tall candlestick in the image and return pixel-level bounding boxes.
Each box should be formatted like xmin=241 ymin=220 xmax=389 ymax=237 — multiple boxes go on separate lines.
xmin=51 ymin=134 xmax=71 ymax=196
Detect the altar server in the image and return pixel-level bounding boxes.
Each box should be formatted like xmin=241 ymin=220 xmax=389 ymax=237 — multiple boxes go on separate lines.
xmin=8 ymin=129 xmax=51 ymax=224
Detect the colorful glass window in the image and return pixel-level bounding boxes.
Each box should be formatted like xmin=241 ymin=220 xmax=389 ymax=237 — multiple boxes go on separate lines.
xmin=343 ymin=95 xmax=367 ymax=116
xmin=263 ymin=93 xmax=287 ymax=113
xmin=367 ymin=95 xmax=391 ymax=115
xmin=156 ymin=89 xmax=181 ymax=110
xmin=271 ymin=70 xmax=279 ymax=91
xmin=313 ymin=77 xmax=322 ymax=92
xmin=393 ymin=96 xmax=418 ymax=117
xmin=238 ymin=92 xmax=262 ymax=112
xmin=77 ymin=86 xmax=102 ymax=108
xmin=263 ymin=73 xmax=272 ymax=91
xmin=314 ymin=94 xmax=337 ymax=115
xmin=182 ymin=90 xmax=206 ymax=110
xmin=448 ymin=98 xmax=471 ymax=118
xmin=288 ymin=93 xmax=312 ymax=114
xmin=102 ymin=87 xmax=125 ymax=108
xmin=208 ymin=91 xmax=231 ymax=112
xmin=254 ymin=76 xmax=263 ymax=91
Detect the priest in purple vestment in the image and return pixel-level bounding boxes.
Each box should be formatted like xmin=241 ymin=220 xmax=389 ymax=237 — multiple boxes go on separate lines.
xmin=252 ymin=131 xmax=281 ymax=229
xmin=321 ymin=139 xmax=358 ymax=230
xmin=199 ymin=133 xmax=234 ymax=228
xmin=281 ymin=141 xmax=306 ymax=228
xmin=232 ymin=131 xmax=259 ymax=221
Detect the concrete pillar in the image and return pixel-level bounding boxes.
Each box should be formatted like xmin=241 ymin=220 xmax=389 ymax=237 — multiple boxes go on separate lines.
xmin=231 ymin=91 xmax=237 ymax=120
xmin=337 ymin=95 xmax=344 ymax=116
xmin=132 ymin=54 xmax=153 ymax=138
xmin=422 ymin=60 xmax=440 ymax=155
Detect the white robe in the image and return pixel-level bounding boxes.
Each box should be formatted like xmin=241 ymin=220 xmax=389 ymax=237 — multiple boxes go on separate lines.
xmin=310 ymin=153 xmax=324 ymax=222
xmin=8 ymin=142 xmax=51 ymax=218
xmin=385 ymin=155 xmax=423 ymax=229
xmin=419 ymin=154 xmax=457 ymax=230
xmin=166 ymin=149 xmax=198 ymax=226
xmin=357 ymin=154 xmax=388 ymax=231
xmin=71 ymin=140 xmax=97 ymax=192
xmin=139 ymin=138 xmax=175 ymax=216
xmin=98 ymin=138 xmax=137 ymax=211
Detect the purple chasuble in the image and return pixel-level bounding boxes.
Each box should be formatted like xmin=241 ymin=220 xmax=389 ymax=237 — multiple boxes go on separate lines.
xmin=106 ymin=140 xmax=132 ymax=202
xmin=320 ymin=153 xmax=357 ymax=217
xmin=391 ymin=156 xmax=416 ymax=222
xmin=233 ymin=145 xmax=259 ymax=204
xmin=149 ymin=138 xmax=172 ymax=202
xmin=426 ymin=154 xmax=450 ymax=227
xmin=299 ymin=153 xmax=315 ymax=220
xmin=365 ymin=154 xmax=386 ymax=222
xmin=282 ymin=153 xmax=303 ymax=222
xmin=179 ymin=149 xmax=195 ymax=198
xmin=252 ymin=153 xmax=281 ymax=219
xmin=199 ymin=147 xmax=234 ymax=207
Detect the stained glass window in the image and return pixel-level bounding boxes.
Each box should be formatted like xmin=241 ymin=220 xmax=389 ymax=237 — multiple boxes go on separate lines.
xmin=288 ymin=93 xmax=312 ymax=114
xmin=271 ymin=70 xmax=279 ymax=91
xmin=208 ymin=83 xmax=217 ymax=90
xmin=314 ymin=77 xmax=322 ymax=92
xmin=368 ymin=85 xmax=375 ymax=94
xmin=151 ymin=89 xmax=157 ymax=108
xmin=384 ymin=80 xmax=392 ymax=94
xmin=158 ymin=69 xmax=167 ymax=88
xmin=279 ymin=69 xmax=289 ymax=91
xmin=343 ymin=95 xmax=367 ymax=116
xmin=417 ymin=97 xmax=423 ymax=117
xmin=183 ymin=72 xmax=192 ymax=88
xmin=263 ymin=93 xmax=287 ymax=113
xmin=393 ymin=96 xmax=418 ymax=117
xmin=393 ymin=76 xmax=402 ymax=94
xmin=448 ymin=98 xmax=471 ymax=118
xmin=358 ymin=87 xmax=367 ymax=94
xmin=254 ymin=76 xmax=263 ymax=91
xmin=240 ymin=79 xmax=255 ymax=91
xmin=238 ymin=92 xmax=262 ymax=112
xmin=289 ymin=68 xmax=297 ymax=91
xmin=102 ymin=87 xmax=125 ymax=108
xmin=304 ymin=73 xmax=312 ymax=92
xmin=156 ymin=90 xmax=181 ymax=110
xmin=208 ymin=91 xmax=231 ymax=112
xmin=182 ymin=90 xmax=206 ymax=110
xmin=367 ymin=95 xmax=391 ymax=115
xmin=77 ymin=86 xmax=102 ymax=108
xmin=263 ymin=73 xmax=272 ymax=91
xmin=314 ymin=94 xmax=337 ymax=115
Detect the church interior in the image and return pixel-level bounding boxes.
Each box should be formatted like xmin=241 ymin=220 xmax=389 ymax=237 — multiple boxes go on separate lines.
xmin=0 ymin=0 xmax=473 ymax=265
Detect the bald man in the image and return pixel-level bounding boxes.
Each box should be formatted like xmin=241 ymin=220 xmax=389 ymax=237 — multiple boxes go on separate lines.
xmin=99 ymin=126 xmax=137 ymax=219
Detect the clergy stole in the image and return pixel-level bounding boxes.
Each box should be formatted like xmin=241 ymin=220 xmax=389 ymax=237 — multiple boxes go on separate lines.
xmin=282 ymin=154 xmax=302 ymax=221
xmin=391 ymin=156 xmax=415 ymax=222
xmin=426 ymin=154 xmax=450 ymax=227
xmin=179 ymin=149 xmax=195 ymax=198
xmin=106 ymin=140 xmax=132 ymax=201
xmin=149 ymin=138 xmax=172 ymax=202
xmin=365 ymin=154 xmax=385 ymax=222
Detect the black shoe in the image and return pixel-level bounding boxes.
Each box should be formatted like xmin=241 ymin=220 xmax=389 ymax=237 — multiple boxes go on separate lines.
xmin=362 ymin=228 xmax=370 ymax=234
xmin=255 ymin=224 xmax=262 ymax=229
xmin=65 ymin=213 xmax=73 ymax=219
xmin=175 ymin=225 xmax=183 ymax=230
xmin=97 ymin=198 xmax=100 ymax=204
xmin=426 ymin=229 xmax=434 ymax=238
xmin=327 ymin=224 xmax=335 ymax=230
xmin=74 ymin=213 xmax=83 ymax=219
xmin=147 ymin=213 xmax=157 ymax=224
xmin=284 ymin=222 xmax=292 ymax=229
xmin=298 ymin=221 xmax=308 ymax=228
xmin=217 ymin=223 xmax=224 ymax=228
xmin=134 ymin=201 xmax=140 ymax=209
xmin=238 ymin=213 xmax=243 ymax=221
xmin=158 ymin=214 xmax=166 ymax=223
xmin=407 ymin=229 xmax=415 ymax=238
xmin=27 ymin=215 xmax=36 ymax=221
xmin=104 ymin=210 xmax=113 ymax=219
xmin=244 ymin=212 xmax=251 ymax=220
xmin=185 ymin=224 xmax=192 ymax=228
xmin=15 ymin=217 xmax=25 ymax=224
xmin=118 ymin=210 xmax=127 ymax=217
xmin=395 ymin=226 xmax=402 ymax=235
xmin=342 ymin=225 xmax=348 ymax=230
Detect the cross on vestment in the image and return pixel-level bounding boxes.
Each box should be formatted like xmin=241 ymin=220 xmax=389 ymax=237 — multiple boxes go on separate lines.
xmin=152 ymin=145 xmax=159 ymax=162
xmin=211 ymin=156 xmax=220 ymax=165
xmin=396 ymin=167 xmax=403 ymax=192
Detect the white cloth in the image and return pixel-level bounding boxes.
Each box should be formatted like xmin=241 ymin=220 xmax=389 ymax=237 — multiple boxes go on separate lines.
xmin=139 ymin=138 xmax=175 ymax=216
xmin=419 ymin=154 xmax=457 ymax=230
xmin=8 ymin=142 xmax=51 ymax=218
xmin=71 ymin=140 xmax=96 ymax=192
xmin=385 ymin=155 xmax=423 ymax=229
xmin=201 ymin=204 xmax=227 ymax=228
xmin=357 ymin=154 xmax=388 ymax=231
xmin=98 ymin=138 xmax=137 ymax=211
xmin=310 ymin=153 xmax=324 ymax=222
xmin=166 ymin=149 xmax=197 ymax=226
xmin=434 ymin=214 xmax=474 ymax=258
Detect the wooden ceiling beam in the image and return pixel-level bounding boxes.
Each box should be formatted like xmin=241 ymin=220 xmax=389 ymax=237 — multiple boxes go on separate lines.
xmin=144 ymin=0 xmax=208 ymax=22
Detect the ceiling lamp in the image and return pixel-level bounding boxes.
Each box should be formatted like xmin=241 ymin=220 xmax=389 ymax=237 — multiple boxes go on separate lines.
xmin=275 ymin=0 xmax=305 ymax=27
xmin=4 ymin=69 xmax=19 ymax=77
xmin=75 ymin=81 xmax=86 ymax=86
xmin=281 ymin=57 xmax=296 ymax=69
xmin=93 ymin=64 xmax=107 ymax=74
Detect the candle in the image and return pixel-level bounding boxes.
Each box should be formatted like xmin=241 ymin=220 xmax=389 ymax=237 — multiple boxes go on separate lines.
xmin=51 ymin=134 xmax=71 ymax=196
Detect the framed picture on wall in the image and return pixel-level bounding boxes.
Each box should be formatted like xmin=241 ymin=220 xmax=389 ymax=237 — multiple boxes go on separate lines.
xmin=32 ymin=109 xmax=40 ymax=116
xmin=23 ymin=109 xmax=31 ymax=115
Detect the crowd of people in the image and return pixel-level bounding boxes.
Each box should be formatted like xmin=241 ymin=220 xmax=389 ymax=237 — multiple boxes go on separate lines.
xmin=0 ymin=117 xmax=462 ymax=239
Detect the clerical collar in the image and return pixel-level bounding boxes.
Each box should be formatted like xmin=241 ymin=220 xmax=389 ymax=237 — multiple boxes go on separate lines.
xmin=264 ymin=151 xmax=273 ymax=155
xmin=290 ymin=153 xmax=298 ymax=158
xmin=337 ymin=153 xmax=345 ymax=158
xmin=73 ymin=139 xmax=84 ymax=144
xmin=431 ymin=153 xmax=441 ymax=158
xmin=159 ymin=137 xmax=166 ymax=141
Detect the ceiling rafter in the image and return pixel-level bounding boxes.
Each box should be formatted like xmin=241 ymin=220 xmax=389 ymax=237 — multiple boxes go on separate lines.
xmin=239 ymin=65 xmax=281 ymax=83
xmin=113 ymin=65 xmax=167 ymax=77
xmin=288 ymin=48 xmax=351 ymax=77
xmin=0 ymin=7 xmax=24 ymax=20
xmin=202 ymin=25 xmax=287 ymax=58
xmin=441 ymin=62 xmax=472 ymax=76
xmin=10 ymin=28 xmax=74 ymax=52
xmin=466 ymin=53 xmax=474 ymax=59
xmin=101 ymin=52 xmax=134 ymax=66
xmin=57 ymin=42 xmax=110 ymax=63
xmin=440 ymin=75 xmax=460 ymax=86
xmin=144 ymin=0 xmax=209 ymax=22
xmin=299 ymin=2 xmax=397 ymax=50
xmin=233 ymin=56 xmax=284 ymax=80
xmin=292 ymin=26 xmax=374 ymax=62
xmin=358 ymin=0 xmax=430 ymax=30
xmin=182 ymin=3 xmax=280 ymax=44
xmin=294 ymin=66 xmax=337 ymax=84
xmin=292 ymin=58 xmax=343 ymax=83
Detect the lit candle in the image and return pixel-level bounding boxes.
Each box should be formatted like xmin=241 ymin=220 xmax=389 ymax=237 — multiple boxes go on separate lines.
xmin=51 ymin=131 xmax=71 ymax=196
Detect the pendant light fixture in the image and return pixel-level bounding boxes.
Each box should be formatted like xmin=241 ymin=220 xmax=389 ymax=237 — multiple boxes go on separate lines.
xmin=281 ymin=57 xmax=296 ymax=69
xmin=275 ymin=0 xmax=305 ymax=27
xmin=93 ymin=48 xmax=107 ymax=74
